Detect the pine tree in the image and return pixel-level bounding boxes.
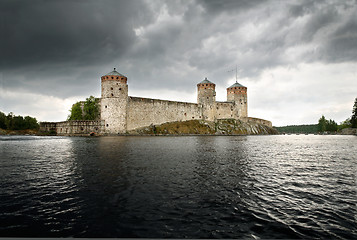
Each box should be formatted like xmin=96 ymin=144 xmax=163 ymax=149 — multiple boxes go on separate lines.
xmin=317 ymin=115 xmax=327 ymax=132
xmin=351 ymin=97 xmax=357 ymax=128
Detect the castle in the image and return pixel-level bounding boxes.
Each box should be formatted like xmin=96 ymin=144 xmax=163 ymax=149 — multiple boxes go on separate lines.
xmin=40 ymin=68 xmax=272 ymax=135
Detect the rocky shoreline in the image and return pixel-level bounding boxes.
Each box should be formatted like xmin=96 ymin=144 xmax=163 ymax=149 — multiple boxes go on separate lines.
xmin=128 ymin=119 xmax=278 ymax=135
xmin=0 ymin=129 xmax=39 ymax=136
xmin=2 ymin=124 xmax=356 ymax=136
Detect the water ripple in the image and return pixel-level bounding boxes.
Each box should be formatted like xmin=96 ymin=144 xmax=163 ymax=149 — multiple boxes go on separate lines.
xmin=0 ymin=135 xmax=356 ymax=238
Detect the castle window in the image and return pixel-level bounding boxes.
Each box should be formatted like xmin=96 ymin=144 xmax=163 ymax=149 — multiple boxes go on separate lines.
xmin=116 ymin=77 xmax=119 ymax=79
xmin=184 ymin=113 xmax=187 ymax=116
xmin=192 ymin=117 xmax=194 ymax=119
xmin=119 ymin=88 xmax=121 ymax=90
xmin=106 ymin=124 xmax=109 ymax=127
xmin=111 ymin=93 xmax=114 ymax=96
xmin=80 ymin=127 xmax=84 ymax=131
xmin=207 ymin=97 xmax=209 ymax=99
xmin=111 ymin=77 xmax=114 ymax=79
xmin=111 ymin=87 xmax=113 ymax=90
xmin=105 ymin=105 xmax=107 ymax=108
xmin=206 ymin=84 xmax=208 ymax=86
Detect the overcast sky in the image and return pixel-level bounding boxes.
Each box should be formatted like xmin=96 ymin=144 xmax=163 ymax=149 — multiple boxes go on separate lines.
xmin=1 ymin=0 xmax=356 ymax=126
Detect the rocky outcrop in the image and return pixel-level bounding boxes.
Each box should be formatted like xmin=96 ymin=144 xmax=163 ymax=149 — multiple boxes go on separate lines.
xmin=127 ymin=119 xmax=278 ymax=135
xmin=340 ymin=128 xmax=357 ymax=135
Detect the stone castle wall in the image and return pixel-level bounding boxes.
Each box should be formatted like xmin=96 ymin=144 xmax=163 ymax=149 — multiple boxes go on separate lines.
xmin=39 ymin=69 xmax=273 ymax=135
xmin=127 ymin=97 xmax=202 ymax=131
xmin=126 ymin=97 xmax=271 ymax=131
xmin=216 ymin=102 xmax=234 ymax=119
xmin=40 ymin=120 xmax=105 ymax=136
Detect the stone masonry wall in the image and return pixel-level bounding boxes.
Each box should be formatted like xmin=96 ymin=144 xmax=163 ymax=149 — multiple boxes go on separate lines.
xmin=101 ymin=80 xmax=128 ymax=133
xmin=216 ymin=102 xmax=234 ymax=119
xmin=40 ymin=120 xmax=105 ymax=136
xmin=127 ymin=96 xmax=202 ymax=131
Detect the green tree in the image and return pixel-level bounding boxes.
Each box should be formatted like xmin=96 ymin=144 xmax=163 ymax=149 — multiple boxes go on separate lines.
xmin=68 ymin=102 xmax=83 ymax=120
xmin=83 ymin=96 xmax=99 ymax=120
xmin=0 ymin=111 xmax=39 ymax=130
xmin=24 ymin=116 xmax=39 ymax=129
xmin=13 ymin=116 xmax=25 ymax=130
xmin=5 ymin=112 xmax=14 ymax=130
xmin=351 ymin=97 xmax=357 ymax=128
xmin=326 ymin=119 xmax=337 ymax=132
xmin=0 ymin=111 xmax=6 ymax=129
xmin=338 ymin=118 xmax=351 ymax=130
xmin=317 ymin=115 xmax=327 ymax=132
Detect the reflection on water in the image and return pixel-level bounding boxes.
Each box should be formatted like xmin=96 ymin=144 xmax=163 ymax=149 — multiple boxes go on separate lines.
xmin=0 ymin=135 xmax=356 ymax=238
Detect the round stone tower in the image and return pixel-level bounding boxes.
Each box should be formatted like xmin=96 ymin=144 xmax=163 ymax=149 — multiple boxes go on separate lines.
xmin=197 ymin=77 xmax=216 ymax=121
xmin=227 ymin=82 xmax=247 ymax=118
xmin=101 ymin=68 xmax=128 ymax=134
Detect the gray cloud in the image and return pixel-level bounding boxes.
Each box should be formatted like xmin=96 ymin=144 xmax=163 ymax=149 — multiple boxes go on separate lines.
xmin=197 ymin=0 xmax=264 ymax=14
xmin=1 ymin=0 xmax=154 ymax=70
xmin=1 ymin=0 xmax=356 ymax=125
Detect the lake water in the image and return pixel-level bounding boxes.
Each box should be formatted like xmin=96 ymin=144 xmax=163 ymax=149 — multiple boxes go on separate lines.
xmin=0 ymin=135 xmax=356 ymax=238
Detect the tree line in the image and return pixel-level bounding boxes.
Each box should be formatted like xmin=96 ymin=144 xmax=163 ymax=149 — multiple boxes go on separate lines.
xmin=274 ymin=124 xmax=318 ymax=134
xmin=317 ymin=97 xmax=357 ymax=132
xmin=0 ymin=111 xmax=39 ymax=130
xmin=275 ymin=97 xmax=357 ymax=133
xmin=67 ymin=96 xmax=100 ymax=120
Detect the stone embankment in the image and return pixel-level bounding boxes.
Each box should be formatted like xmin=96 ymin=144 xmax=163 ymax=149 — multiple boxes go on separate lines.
xmin=127 ymin=119 xmax=278 ymax=135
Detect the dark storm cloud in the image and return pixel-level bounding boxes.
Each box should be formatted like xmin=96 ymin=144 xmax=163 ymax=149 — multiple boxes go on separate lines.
xmin=1 ymin=0 xmax=152 ymax=70
xmin=110 ymin=0 xmax=357 ymax=93
xmin=0 ymin=0 xmax=156 ymax=97
xmin=1 ymin=0 xmax=356 ymax=99
xmin=317 ymin=13 xmax=357 ymax=62
xmin=197 ymin=0 xmax=264 ymax=14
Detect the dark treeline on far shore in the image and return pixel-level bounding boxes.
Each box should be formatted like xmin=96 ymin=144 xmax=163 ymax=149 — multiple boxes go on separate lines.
xmin=0 ymin=111 xmax=39 ymax=131
xmin=274 ymin=117 xmax=353 ymax=134
xmin=274 ymin=124 xmax=318 ymax=134
xmin=275 ymin=97 xmax=357 ymax=134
